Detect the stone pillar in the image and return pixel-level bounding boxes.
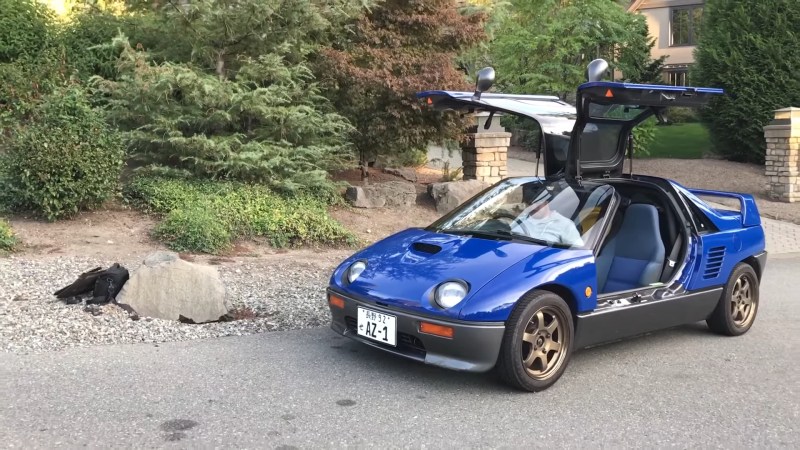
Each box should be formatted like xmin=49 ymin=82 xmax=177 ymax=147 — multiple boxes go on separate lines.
xmin=764 ymin=107 xmax=800 ymax=202
xmin=462 ymin=132 xmax=511 ymax=184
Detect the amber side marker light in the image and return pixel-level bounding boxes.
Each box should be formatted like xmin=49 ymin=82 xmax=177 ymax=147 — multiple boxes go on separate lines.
xmin=329 ymin=294 xmax=345 ymax=309
xmin=419 ymin=321 xmax=454 ymax=339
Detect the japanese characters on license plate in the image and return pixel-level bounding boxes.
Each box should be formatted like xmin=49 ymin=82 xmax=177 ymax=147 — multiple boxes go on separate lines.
xmin=357 ymin=306 xmax=397 ymax=346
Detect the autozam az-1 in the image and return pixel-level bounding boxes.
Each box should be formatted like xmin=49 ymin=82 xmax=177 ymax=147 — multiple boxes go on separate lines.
xmin=326 ymin=60 xmax=767 ymax=391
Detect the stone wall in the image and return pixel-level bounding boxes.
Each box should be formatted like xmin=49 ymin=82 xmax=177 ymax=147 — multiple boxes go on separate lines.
xmin=462 ymin=132 xmax=511 ymax=184
xmin=764 ymin=107 xmax=800 ymax=203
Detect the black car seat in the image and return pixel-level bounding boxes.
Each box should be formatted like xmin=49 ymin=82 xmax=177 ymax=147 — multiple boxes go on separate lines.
xmin=596 ymin=204 xmax=666 ymax=293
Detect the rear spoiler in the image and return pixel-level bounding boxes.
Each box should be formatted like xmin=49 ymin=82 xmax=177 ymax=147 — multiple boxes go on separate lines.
xmin=687 ymin=188 xmax=761 ymax=229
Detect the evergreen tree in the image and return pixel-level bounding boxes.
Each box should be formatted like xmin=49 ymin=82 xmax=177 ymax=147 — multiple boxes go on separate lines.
xmin=694 ymin=0 xmax=800 ymax=163
xmin=93 ymin=0 xmax=365 ymax=192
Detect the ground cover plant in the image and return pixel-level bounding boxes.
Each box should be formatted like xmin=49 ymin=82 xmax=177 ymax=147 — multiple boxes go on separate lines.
xmin=0 ymin=218 xmax=17 ymax=254
xmin=124 ymin=175 xmax=356 ymax=254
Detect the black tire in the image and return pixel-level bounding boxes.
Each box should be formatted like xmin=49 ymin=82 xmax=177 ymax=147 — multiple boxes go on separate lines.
xmin=707 ymin=263 xmax=760 ymax=336
xmin=496 ymin=290 xmax=574 ymax=392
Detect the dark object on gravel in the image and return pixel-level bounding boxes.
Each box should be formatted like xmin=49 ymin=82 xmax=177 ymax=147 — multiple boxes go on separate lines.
xmin=54 ymin=267 xmax=103 ymax=299
xmin=54 ymin=264 xmax=130 ymax=304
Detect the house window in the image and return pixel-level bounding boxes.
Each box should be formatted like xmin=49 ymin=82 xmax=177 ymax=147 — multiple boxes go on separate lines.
xmin=671 ymin=6 xmax=703 ymax=46
xmin=666 ymin=70 xmax=689 ymax=86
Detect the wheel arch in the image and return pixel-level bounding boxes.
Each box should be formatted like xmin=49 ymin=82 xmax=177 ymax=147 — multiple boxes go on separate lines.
xmin=741 ymin=255 xmax=764 ymax=281
xmin=531 ymin=283 xmax=579 ymax=321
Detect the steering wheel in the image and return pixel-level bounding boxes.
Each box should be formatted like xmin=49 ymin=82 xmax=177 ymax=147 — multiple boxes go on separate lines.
xmin=492 ymin=211 xmax=533 ymax=236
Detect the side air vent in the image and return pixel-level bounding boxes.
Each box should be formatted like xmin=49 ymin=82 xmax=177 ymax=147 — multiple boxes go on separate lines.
xmin=703 ymin=246 xmax=726 ymax=279
xmin=411 ymin=242 xmax=442 ymax=255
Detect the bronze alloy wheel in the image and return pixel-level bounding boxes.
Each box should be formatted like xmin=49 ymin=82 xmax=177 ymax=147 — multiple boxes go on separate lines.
xmin=496 ymin=290 xmax=574 ymax=392
xmin=521 ymin=307 xmax=568 ymax=380
xmin=707 ymin=263 xmax=760 ymax=336
xmin=730 ymin=273 xmax=757 ymax=328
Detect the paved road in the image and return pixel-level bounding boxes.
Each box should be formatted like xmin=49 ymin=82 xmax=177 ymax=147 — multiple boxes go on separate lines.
xmin=2 ymin=255 xmax=799 ymax=448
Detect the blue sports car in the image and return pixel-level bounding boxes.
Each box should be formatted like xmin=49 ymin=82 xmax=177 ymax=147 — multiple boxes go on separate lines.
xmin=326 ymin=60 xmax=767 ymax=391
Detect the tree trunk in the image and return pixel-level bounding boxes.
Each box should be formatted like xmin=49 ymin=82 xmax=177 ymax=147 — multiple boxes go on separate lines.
xmin=216 ymin=52 xmax=225 ymax=81
xmin=359 ymin=150 xmax=369 ymax=185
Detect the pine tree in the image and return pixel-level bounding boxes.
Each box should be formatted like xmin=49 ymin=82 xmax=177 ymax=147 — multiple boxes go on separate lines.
xmin=93 ymin=0 xmax=364 ymax=193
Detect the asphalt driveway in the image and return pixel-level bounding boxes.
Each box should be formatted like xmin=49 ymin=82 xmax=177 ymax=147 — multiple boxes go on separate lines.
xmin=2 ymin=255 xmax=798 ymax=448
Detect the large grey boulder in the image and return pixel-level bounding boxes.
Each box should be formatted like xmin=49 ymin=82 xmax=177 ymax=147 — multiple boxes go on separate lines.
xmin=345 ymin=181 xmax=416 ymax=209
xmin=429 ymin=180 xmax=490 ymax=214
xmin=116 ymin=251 xmax=229 ymax=323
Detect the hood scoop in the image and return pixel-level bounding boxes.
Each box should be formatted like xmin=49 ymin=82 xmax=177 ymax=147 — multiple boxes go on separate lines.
xmin=410 ymin=242 xmax=442 ymax=255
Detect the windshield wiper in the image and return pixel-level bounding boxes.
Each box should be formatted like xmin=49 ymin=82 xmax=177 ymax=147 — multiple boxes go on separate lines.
xmin=440 ymin=228 xmax=513 ymax=241
xmin=492 ymin=230 xmax=552 ymax=246
xmin=440 ymin=228 xmax=559 ymax=247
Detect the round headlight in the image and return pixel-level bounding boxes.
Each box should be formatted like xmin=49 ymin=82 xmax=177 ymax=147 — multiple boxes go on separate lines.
xmin=347 ymin=261 xmax=367 ymax=283
xmin=435 ymin=281 xmax=468 ymax=309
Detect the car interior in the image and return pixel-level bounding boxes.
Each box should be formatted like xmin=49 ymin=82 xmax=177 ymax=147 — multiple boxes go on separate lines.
xmin=595 ymin=181 xmax=686 ymax=294
xmin=534 ymin=178 xmax=685 ymax=295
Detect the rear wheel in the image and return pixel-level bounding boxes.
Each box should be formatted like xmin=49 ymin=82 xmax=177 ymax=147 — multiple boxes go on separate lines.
xmin=496 ymin=290 xmax=574 ymax=392
xmin=707 ymin=263 xmax=759 ymax=336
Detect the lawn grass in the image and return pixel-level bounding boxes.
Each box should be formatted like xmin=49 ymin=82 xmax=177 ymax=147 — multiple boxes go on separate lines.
xmin=644 ymin=123 xmax=711 ymax=159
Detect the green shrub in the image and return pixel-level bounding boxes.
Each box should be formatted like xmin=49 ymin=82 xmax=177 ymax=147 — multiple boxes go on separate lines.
xmin=665 ymin=107 xmax=699 ymax=124
xmin=632 ymin=117 xmax=657 ymax=157
xmin=0 ymin=86 xmax=124 ymax=221
xmin=154 ymin=206 xmax=232 ymax=254
xmin=61 ymin=11 xmax=124 ymax=80
xmin=0 ymin=48 xmax=70 ymax=127
xmin=124 ymin=175 xmax=355 ymax=253
xmin=0 ymin=0 xmax=54 ymax=63
xmin=0 ymin=218 xmax=17 ymax=254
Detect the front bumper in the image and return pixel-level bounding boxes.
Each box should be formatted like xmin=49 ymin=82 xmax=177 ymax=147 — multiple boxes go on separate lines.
xmin=327 ymin=289 xmax=505 ymax=373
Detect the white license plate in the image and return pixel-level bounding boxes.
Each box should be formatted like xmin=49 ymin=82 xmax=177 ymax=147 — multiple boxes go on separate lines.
xmin=357 ymin=306 xmax=397 ymax=346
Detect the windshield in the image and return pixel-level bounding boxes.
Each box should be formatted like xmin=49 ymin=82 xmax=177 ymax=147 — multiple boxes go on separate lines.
xmin=429 ymin=178 xmax=616 ymax=249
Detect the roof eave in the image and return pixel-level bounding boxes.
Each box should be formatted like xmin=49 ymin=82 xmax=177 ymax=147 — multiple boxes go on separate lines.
xmin=627 ymin=0 xmax=646 ymax=12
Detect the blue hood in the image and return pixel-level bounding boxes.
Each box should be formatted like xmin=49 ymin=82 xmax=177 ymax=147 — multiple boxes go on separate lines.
xmin=330 ymin=228 xmax=549 ymax=319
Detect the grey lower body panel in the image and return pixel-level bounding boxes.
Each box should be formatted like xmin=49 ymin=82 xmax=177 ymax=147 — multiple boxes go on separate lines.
xmin=327 ymin=290 xmax=505 ymax=373
xmin=753 ymin=251 xmax=768 ymax=278
xmin=574 ymin=287 xmax=724 ymax=349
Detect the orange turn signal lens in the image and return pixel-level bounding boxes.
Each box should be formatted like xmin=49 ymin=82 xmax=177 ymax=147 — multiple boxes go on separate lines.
xmin=419 ymin=321 xmax=454 ymax=339
xmin=329 ymin=294 xmax=345 ymax=309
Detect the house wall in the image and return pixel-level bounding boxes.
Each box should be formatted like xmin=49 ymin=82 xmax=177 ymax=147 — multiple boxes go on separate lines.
xmin=632 ymin=0 xmax=705 ymax=84
xmin=638 ymin=6 xmax=697 ymax=67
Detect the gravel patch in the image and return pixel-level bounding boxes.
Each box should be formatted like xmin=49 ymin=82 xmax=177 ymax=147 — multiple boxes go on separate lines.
xmin=0 ymin=253 xmax=344 ymax=354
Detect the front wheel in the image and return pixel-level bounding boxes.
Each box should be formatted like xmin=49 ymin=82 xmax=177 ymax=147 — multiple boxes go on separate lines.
xmin=496 ymin=290 xmax=574 ymax=392
xmin=707 ymin=263 xmax=760 ymax=336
